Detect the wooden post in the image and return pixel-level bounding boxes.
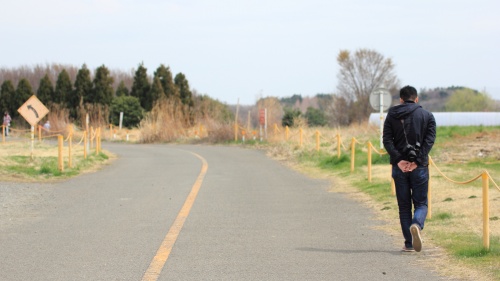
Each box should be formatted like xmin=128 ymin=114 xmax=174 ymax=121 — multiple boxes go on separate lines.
xmin=482 ymin=171 xmax=490 ymax=250
xmin=90 ymin=126 xmax=94 ymax=149
xmin=427 ymin=158 xmax=432 ymax=218
xmin=96 ymin=127 xmax=101 ymax=155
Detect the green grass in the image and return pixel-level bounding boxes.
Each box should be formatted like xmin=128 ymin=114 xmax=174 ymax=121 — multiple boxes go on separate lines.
xmin=433 ymin=212 xmax=453 ymax=220
xmin=432 ymin=231 xmax=500 ymax=278
xmin=4 ymin=152 xmax=109 ymax=179
xmin=467 ymin=159 xmax=500 ymax=169
xmin=290 ymin=126 xmax=500 ymax=279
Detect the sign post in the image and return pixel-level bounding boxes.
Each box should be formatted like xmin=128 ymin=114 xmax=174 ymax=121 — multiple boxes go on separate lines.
xmin=259 ymin=109 xmax=265 ymax=141
xmin=17 ymin=95 xmax=49 ymax=159
xmin=369 ymin=88 xmax=392 ymax=149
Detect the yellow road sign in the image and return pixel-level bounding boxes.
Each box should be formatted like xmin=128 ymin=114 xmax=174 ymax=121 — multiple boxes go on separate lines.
xmin=17 ymin=95 xmax=49 ymax=126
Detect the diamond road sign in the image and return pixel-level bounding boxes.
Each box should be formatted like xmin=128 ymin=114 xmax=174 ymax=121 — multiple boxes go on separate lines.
xmin=17 ymin=95 xmax=49 ymax=126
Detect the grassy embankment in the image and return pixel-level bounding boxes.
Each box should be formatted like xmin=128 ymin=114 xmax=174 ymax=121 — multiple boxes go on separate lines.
xmin=0 ymin=137 xmax=111 ymax=182
xmin=264 ymin=125 xmax=500 ymax=280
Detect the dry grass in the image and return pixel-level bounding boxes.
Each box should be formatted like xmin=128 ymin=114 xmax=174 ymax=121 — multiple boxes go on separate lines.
xmin=0 ymin=137 xmax=114 ymax=182
xmin=266 ymin=124 xmax=500 ymax=281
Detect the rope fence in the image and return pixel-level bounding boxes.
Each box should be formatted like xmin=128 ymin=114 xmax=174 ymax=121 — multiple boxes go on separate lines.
xmin=2 ymin=123 xmax=103 ymax=172
xmin=3 ymin=122 xmax=499 ymax=249
xmin=231 ymin=124 xmax=498 ymax=250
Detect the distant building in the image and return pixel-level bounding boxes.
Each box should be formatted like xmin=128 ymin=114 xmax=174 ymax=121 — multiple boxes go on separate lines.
xmin=369 ymin=112 xmax=500 ymax=127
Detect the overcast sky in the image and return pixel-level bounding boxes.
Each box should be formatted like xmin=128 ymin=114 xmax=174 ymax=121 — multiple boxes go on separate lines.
xmin=1 ymin=0 xmax=499 ymax=105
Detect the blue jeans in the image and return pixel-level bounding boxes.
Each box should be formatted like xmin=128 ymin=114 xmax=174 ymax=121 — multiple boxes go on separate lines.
xmin=392 ymin=165 xmax=429 ymax=248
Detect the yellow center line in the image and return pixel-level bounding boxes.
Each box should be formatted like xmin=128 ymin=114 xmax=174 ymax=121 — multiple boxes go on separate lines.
xmin=141 ymin=152 xmax=208 ymax=281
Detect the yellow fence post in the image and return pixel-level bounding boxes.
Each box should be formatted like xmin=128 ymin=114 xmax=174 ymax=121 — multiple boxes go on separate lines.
xmin=482 ymin=171 xmax=490 ymax=250
xmin=428 ymin=158 xmax=432 ymax=219
xmin=38 ymin=125 xmax=42 ymax=142
xmin=350 ymin=137 xmax=355 ymax=172
xmin=285 ymin=126 xmax=289 ymax=141
xmin=315 ymin=130 xmax=320 ymax=152
xmin=337 ymin=133 xmax=341 ymax=159
xmin=97 ymin=127 xmax=100 ymax=154
xmin=90 ymin=126 xmax=94 ymax=149
xmin=58 ymin=135 xmax=64 ymax=171
xmin=368 ymin=141 xmax=372 ymax=182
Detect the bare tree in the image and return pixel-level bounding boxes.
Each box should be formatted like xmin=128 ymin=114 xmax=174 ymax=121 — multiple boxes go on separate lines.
xmin=336 ymin=49 xmax=399 ymax=124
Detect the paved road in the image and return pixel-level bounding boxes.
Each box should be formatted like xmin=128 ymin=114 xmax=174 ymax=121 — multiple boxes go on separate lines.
xmin=0 ymin=144 xmax=446 ymax=280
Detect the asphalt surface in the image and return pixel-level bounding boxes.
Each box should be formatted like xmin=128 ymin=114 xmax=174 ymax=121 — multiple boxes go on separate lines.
xmin=0 ymin=143 xmax=447 ymax=280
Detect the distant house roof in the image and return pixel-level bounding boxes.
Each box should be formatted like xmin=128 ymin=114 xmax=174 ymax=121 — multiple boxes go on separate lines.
xmin=369 ymin=112 xmax=500 ymax=126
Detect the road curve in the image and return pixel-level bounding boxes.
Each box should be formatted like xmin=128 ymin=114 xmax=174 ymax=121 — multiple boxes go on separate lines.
xmin=0 ymin=144 xmax=445 ymax=280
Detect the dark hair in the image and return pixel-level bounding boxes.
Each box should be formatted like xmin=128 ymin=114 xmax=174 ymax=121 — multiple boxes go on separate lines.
xmin=400 ymin=85 xmax=418 ymax=101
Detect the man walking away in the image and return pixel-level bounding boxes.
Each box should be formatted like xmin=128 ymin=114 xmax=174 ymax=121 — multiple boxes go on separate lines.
xmin=383 ymin=86 xmax=436 ymax=252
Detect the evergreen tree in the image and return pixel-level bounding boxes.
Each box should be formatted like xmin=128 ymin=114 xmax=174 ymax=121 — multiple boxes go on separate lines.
xmin=280 ymin=94 xmax=303 ymax=107
xmin=92 ymin=65 xmax=114 ymax=106
xmin=130 ymin=63 xmax=151 ymax=111
xmin=305 ymin=107 xmax=327 ymax=127
xmin=71 ymin=64 xmax=92 ymax=118
xmin=55 ymin=69 xmax=73 ymax=106
xmin=115 ymin=80 xmax=129 ymax=97
xmin=282 ymin=107 xmax=301 ymax=127
xmin=150 ymin=76 xmax=165 ymax=105
xmin=14 ymin=79 xmax=34 ymax=118
xmin=37 ymin=74 xmax=54 ymax=106
xmin=174 ymin=72 xmax=194 ymax=107
xmin=0 ymin=80 xmax=15 ymax=115
xmin=154 ymin=64 xmax=177 ymax=99
xmin=110 ymin=96 xmax=143 ymax=128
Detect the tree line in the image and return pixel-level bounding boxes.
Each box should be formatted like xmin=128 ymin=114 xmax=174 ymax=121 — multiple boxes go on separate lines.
xmin=0 ymin=63 xmax=196 ymax=128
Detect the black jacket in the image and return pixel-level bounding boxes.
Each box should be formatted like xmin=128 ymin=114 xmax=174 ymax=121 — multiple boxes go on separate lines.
xmin=383 ymin=101 xmax=436 ymax=166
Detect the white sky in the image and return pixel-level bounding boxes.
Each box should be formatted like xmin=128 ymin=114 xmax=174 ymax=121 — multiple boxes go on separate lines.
xmin=1 ymin=0 xmax=499 ymax=105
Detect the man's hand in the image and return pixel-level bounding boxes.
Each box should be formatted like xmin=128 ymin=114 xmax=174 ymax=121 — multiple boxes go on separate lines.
xmin=397 ymin=160 xmax=418 ymax=172
xmin=407 ymin=162 xmax=418 ymax=172
xmin=397 ymin=160 xmax=411 ymax=172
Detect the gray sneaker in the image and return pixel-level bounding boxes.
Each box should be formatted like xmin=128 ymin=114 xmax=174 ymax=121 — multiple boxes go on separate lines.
xmin=410 ymin=224 xmax=422 ymax=252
